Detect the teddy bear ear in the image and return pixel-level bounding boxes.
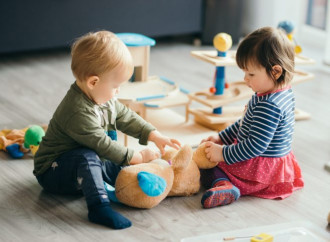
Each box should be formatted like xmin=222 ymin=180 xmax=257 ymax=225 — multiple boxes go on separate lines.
xmin=193 ymin=143 xmax=218 ymax=169
xmin=171 ymin=144 xmax=193 ymax=170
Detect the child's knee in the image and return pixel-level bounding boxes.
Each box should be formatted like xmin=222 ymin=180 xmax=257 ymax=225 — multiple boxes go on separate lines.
xmin=76 ymin=148 xmax=101 ymax=165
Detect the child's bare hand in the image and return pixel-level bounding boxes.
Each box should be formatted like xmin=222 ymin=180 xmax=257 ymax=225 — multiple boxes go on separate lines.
xmin=140 ymin=148 xmax=160 ymax=163
xmin=130 ymin=148 xmax=159 ymax=165
xmin=204 ymin=141 xmax=224 ymax=163
xmin=200 ymin=134 xmax=223 ymax=145
xmin=148 ymin=130 xmax=181 ymax=155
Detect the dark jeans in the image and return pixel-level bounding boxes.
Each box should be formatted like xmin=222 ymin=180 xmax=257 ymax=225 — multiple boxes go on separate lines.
xmin=36 ymin=148 xmax=122 ymax=207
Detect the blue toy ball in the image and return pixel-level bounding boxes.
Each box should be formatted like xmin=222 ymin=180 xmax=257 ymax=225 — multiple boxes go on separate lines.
xmin=278 ymin=20 xmax=294 ymax=34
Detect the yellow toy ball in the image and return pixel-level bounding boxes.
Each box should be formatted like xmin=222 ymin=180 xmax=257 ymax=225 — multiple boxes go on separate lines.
xmin=213 ymin=33 xmax=232 ymax=52
xmin=294 ymin=45 xmax=302 ymax=54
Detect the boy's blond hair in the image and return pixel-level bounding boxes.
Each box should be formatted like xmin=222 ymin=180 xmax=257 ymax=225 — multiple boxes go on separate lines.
xmin=71 ymin=31 xmax=132 ymax=81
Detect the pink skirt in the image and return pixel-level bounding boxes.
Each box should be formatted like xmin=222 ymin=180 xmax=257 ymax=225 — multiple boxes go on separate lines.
xmin=218 ymin=151 xmax=304 ymax=199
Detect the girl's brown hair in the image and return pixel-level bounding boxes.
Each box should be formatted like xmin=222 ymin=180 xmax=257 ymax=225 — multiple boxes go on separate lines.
xmin=236 ymin=27 xmax=295 ymax=87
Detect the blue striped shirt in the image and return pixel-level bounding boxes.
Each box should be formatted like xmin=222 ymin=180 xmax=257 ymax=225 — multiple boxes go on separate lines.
xmin=219 ymin=88 xmax=295 ymax=165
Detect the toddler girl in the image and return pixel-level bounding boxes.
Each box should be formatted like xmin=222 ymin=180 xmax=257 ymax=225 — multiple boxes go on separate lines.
xmin=200 ymin=27 xmax=304 ymax=208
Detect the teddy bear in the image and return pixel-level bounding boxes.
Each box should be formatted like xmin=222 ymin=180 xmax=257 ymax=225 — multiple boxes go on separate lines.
xmin=113 ymin=143 xmax=217 ymax=209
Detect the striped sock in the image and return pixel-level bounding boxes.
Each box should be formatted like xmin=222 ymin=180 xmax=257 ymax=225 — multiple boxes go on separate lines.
xmin=201 ymin=178 xmax=240 ymax=209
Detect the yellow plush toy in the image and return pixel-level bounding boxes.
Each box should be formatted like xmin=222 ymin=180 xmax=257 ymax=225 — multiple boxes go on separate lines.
xmin=114 ymin=143 xmax=217 ymax=209
xmin=0 ymin=125 xmax=46 ymax=158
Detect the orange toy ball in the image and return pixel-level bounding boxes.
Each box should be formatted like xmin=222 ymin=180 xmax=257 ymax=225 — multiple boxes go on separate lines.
xmin=209 ymin=87 xmax=216 ymax=93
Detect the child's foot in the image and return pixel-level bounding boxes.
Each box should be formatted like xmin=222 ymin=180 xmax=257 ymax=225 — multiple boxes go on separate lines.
xmin=88 ymin=203 xmax=131 ymax=229
xmin=201 ymin=179 xmax=240 ymax=208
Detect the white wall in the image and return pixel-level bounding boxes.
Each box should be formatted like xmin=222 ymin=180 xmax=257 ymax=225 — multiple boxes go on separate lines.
xmin=241 ymin=0 xmax=307 ymax=35
xmin=324 ymin=0 xmax=330 ymax=65
xmin=241 ymin=0 xmax=330 ymax=64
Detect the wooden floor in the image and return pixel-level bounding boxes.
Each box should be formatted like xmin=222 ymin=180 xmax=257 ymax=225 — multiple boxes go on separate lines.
xmin=1 ymin=38 xmax=330 ymax=242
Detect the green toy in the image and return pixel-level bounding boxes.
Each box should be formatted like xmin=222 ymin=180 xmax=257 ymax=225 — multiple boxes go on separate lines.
xmin=24 ymin=125 xmax=45 ymax=155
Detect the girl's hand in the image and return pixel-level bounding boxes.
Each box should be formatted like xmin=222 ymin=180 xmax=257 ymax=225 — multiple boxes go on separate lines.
xmin=204 ymin=141 xmax=224 ymax=163
xmin=148 ymin=130 xmax=181 ymax=155
xmin=200 ymin=134 xmax=223 ymax=145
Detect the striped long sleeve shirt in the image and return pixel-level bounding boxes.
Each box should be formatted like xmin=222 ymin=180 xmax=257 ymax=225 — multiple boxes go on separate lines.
xmin=219 ymin=88 xmax=295 ymax=165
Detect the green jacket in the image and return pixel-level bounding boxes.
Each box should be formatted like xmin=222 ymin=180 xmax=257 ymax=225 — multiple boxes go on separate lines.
xmin=33 ymin=82 xmax=155 ymax=176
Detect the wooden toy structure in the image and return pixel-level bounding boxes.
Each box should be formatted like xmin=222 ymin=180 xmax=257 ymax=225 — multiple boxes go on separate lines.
xmin=188 ymin=32 xmax=315 ymax=131
xmin=116 ymin=33 xmax=189 ymax=120
xmin=116 ymin=31 xmax=315 ymax=147
xmin=278 ymin=20 xmax=302 ymax=54
xmin=116 ymin=33 xmax=191 ymax=146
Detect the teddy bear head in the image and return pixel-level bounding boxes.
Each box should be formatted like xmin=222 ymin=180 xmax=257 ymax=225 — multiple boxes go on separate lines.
xmin=115 ymin=158 xmax=174 ymax=209
xmin=161 ymin=143 xmax=217 ymax=196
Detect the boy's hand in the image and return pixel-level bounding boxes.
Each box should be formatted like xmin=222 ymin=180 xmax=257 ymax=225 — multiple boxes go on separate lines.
xmin=204 ymin=141 xmax=224 ymax=163
xmin=140 ymin=148 xmax=160 ymax=163
xmin=201 ymin=134 xmax=223 ymax=145
xmin=130 ymin=148 xmax=160 ymax=165
xmin=148 ymin=130 xmax=181 ymax=155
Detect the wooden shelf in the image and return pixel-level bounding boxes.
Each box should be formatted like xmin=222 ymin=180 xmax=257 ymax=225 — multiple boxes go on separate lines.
xmin=190 ymin=50 xmax=237 ymax=66
xmin=187 ymin=69 xmax=313 ymax=110
xmin=295 ymin=108 xmax=311 ymax=120
xmin=118 ymin=108 xmax=216 ymax=148
xmin=188 ymin=106 xmax=244 ymax=123
xmin=188 ymin=106 xmax=244 ymax=131
xmin=117 ymin=76 xmax=179 ymax=103
xmin=143 ymin=91 xmax=189 ymax=109
xmin=292 ymin=70 xmax=314 ymax=85
xmin=188 ymin=106 xmax=311 ymax=130
xmin=191 ymin=50 xmax=316 ymax=67
xmin=188 ymin=82 xmax=252 ymax=109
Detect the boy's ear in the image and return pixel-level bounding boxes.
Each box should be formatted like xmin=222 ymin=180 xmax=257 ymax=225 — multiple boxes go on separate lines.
xmin=86 ymin=76 xmax=100 ymax=90
xmin=272 ymin=65 xmax=283 ymax=80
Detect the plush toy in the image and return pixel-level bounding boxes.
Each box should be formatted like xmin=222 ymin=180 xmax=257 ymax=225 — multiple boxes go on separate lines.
xmin=0 ymin=128 xmax=28 ymax=158
xmin=113 ymin=143 xmax=217 ymax=208
xmin=0 ymin=125 xmax=45 ymax=158
xmin=24 ymin=125 xmax=45 ymax=155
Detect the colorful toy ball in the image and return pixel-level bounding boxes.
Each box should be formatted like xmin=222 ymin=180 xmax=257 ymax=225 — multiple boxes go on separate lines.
xmin=278 ymin=20 xmax=294 ymax=34
xmin=209 ymin=87 xmax=216 ymax=94
xmin=277 ymin=20 xmax=302 ymax=54
xmin=213 ymin=33 xmax=232 ymax=52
